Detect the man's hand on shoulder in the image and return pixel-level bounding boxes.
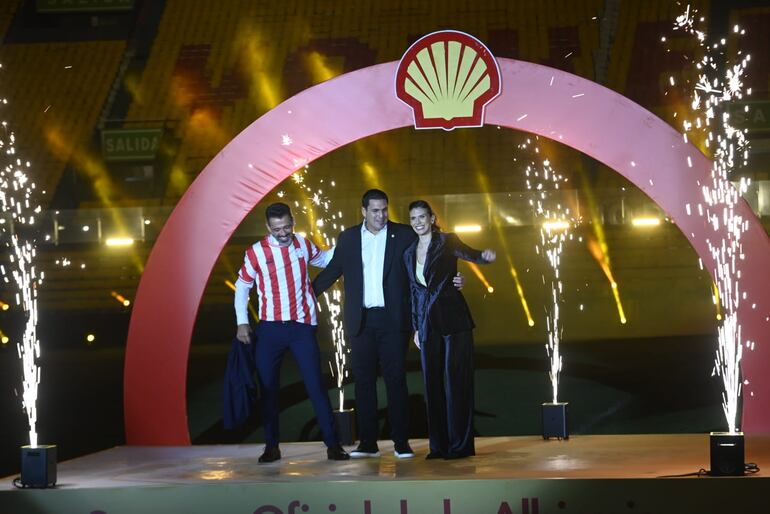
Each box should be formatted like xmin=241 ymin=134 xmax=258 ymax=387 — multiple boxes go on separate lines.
xmin=453 ymin=272 xmax=465 ymax=290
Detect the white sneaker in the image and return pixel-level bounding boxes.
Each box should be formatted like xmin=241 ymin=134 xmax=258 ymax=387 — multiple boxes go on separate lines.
xmin=350 ymin=445 xmax=380 ymax=458
xmin=394 ymin=444 xmax=415 ymax=459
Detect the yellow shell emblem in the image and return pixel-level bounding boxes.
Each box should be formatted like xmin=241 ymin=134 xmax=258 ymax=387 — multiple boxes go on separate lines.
xmin=396 ymin=31 xmax=501 ymax=130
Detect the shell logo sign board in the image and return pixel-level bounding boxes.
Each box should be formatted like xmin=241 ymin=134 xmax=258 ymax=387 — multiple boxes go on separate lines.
xmin=396 ymin=30 xmax=501 ymax=130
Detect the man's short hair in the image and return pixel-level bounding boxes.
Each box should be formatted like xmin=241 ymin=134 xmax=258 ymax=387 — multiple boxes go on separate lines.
xmin=362 ymin=189 xmax=389 ymax=209
xmin=265 ymin=202 xmax=293 ymax=222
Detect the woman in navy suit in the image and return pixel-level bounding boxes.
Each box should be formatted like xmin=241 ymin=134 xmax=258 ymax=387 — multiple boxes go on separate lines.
xmin=404 ymin=200 xmax=496 ymax=459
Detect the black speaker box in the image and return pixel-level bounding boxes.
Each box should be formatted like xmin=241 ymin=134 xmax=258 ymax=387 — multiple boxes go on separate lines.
xmin=21 ymin=445 xmax=57 ymax=488
xmin=542 ymin=402 xmax=569 ymax=440
xmin=334 ymin=409 xmax=357 ymax=446
xmin=710 ymin=432 xmax=744 ymax=476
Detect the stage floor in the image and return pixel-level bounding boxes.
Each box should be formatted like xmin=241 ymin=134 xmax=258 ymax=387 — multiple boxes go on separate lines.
xmin=3 ymin=434 xmax=769 ymax=513
xmin=7 ymin=433 xmax=768 ymax=486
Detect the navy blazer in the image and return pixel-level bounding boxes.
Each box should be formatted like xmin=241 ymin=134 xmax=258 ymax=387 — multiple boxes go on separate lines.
xmin=313 ymin=221 xmax=416 ymax=336
xmin=222 ymin=335 xmax=258 ymax=430
xmin=404 ymin=232 xmax=489 ymax=344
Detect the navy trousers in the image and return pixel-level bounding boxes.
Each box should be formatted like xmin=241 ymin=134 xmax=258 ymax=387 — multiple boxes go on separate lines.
xmin=349 ymin=307 xmax=410 ymax=446
xmin=255 ymin=320 xmax=338 ymax=448
xmin=421 ymin=329 xmax=475 ymax=457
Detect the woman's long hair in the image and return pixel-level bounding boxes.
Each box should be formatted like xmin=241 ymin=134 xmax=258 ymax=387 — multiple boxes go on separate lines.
xmin=408 ymin=200 xmax=441 ymax=233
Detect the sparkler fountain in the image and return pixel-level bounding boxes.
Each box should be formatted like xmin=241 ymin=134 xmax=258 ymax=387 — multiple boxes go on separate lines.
xmin=0 ymin=62 xmax=55 ymax=487
xmin=519 ymin=139 xmax=575 ymax=439
xmin=281 ymin=167 xmax=354 ymax=442
xmin=670 ymin=6 xmax=751 ymax=475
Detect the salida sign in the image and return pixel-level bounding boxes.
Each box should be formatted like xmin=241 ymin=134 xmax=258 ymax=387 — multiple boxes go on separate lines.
xmin=730 ymin=100 xmax=770 ymax=134
xmin=101 ymin=128 xmax=162 ymax=162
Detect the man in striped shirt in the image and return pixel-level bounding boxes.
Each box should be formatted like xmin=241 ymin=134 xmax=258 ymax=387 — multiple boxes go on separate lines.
xmin=235 ymin=202 xmax=349 ymax=463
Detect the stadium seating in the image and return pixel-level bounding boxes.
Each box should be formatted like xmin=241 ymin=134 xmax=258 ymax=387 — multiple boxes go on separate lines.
xmin=0 ymin=40 xmax=126 ymax=197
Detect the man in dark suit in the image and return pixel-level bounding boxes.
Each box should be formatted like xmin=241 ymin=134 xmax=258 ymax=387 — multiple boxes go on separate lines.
xmin=313 ymin=189 xmax=462 ymax=459
xmin=313 ymin=189 xmax=416 ymax=458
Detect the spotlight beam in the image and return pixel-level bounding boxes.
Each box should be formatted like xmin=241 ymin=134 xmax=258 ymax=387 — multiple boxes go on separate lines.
xmin=461 ymin=132 xmax=534 ymax=326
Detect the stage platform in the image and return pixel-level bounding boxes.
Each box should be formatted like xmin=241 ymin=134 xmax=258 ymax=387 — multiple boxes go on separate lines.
xmin=2 ymin=434 xmax=768 ymax=513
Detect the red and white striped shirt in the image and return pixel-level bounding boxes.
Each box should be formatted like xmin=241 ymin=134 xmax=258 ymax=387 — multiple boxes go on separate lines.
xmin=234 ymin=234 xmax=333 ymax=326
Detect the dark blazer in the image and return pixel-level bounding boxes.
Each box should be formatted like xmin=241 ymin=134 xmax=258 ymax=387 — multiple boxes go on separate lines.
xmin=404 ymin=232 xmax=489 ymax=344
xmin=313 ymin=221 xmax=417 ymax=336
xmin=222 ymin=335 xmax=258 ymax=430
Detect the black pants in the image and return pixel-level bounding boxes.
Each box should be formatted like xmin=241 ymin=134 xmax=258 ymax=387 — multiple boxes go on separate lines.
xmin=421 ymin=329 xmax=475 ymax=457
xmin=349 ymin=307 xmax=410 ymax=446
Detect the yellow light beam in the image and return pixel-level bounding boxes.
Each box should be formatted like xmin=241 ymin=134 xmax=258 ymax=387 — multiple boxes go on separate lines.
xmin=225 ymin=279 xmax=259 ymax=321
xmin=508 ymin=262 xmax=535 ymax=326
xmin=45 ymin=125 xmax=145 ymax=274
xmin=455 ymin=224 xmax=482 ymax=233
xmin=360 ymin=161 xmax=383 ymax=191
xmin=632 ymin=217 xmax=661 ymax=227
xmin=466 ymin=262 xmax=495 ymax=294
xmin=462 ymin=132 xmax=533 ymax=326
xmin=305 ymin=51 xmax=342 ymax=83
xmin=303 ymin=48 xmax=387 ymax=197
xmin=587 ymin=238 xmax=627 ymax=324
xmin=236 ymin=26 xmax=282 ymax=111
xmin=579 ymin=167 xmax=627 ymax=324
xmin=110 ymin=291 xmax=131 ymax=307
xmin=711 ymin=281 xmax=723 ymax=321
xmin=105 ymin=237 xmax=134 ymax=247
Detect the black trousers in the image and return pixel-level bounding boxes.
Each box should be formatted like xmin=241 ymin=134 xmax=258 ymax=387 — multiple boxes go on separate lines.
xmin=349 ymin=307 xmax=410 ymax=446
xmin=421 ymin=329 xmax=475 ymax=457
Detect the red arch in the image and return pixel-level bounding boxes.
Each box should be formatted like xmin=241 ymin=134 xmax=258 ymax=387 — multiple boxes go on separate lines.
xmin=124 ymin=59 xmax=770 ymax=444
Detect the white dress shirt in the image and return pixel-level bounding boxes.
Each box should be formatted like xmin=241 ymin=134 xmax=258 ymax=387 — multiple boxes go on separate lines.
xmin=361 ymin=222 xmax=387 ymax=308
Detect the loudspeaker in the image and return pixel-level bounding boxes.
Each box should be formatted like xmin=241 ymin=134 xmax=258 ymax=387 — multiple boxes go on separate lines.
xmin=542 ymin=402 xmax=569 ymax=440
xmin=20 ymin=445 xmax=57 ymax=488
xmin=710 ymin=432 xmax=744 ymax=476
xmin=334 ymin=409 xmax=356 ymax=446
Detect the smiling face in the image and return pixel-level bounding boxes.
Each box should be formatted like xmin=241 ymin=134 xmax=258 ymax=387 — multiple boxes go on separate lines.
xmin=362 ymin=198 xmax=389 ymax=234
xmin=266 ymin=214 xmax=294 ymax=246
xmin=409 ymin=206 xmax=434 ymax=236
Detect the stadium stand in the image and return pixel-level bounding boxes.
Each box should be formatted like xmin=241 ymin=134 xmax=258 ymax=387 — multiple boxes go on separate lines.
xmin=606 ymin=0 xmax=709 ymax=118
xmin=121 ymin=0 xmax=606 ymax=205
xmin=0 ymin=0 xmax=22 ymax=40
xmin=3 ymin=0 xmax=766 ymax=323
xmin=0 ymin=40 xmax=126 ymax=198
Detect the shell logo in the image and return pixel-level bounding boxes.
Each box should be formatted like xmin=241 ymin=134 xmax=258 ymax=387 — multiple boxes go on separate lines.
xmin=396 ymin=30 xmax=501 ymax=131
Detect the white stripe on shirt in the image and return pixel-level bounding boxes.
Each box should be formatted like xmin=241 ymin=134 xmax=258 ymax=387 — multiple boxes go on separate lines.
xmin=234 ymin=233 xmax=334 ymax=325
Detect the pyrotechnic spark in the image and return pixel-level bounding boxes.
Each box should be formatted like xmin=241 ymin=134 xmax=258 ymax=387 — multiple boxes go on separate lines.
xmin=290 ymin=167 xmax=348 ymax=409
xmin=0 ymin=63 xmax=43 ymax=447
xmin=521 ymin=139 xmax=575 ymax=403
xmin=672 ymin=6 xmax=751 ymax=433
